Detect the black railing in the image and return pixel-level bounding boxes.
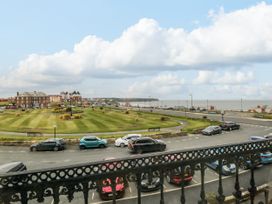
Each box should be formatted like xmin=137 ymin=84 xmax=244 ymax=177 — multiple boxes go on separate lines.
xmin=0 ymin=139 xmax=271 ymax=204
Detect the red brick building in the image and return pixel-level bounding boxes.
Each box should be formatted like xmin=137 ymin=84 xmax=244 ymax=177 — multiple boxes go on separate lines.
xmin=15 ymin=91 xmax=50 ymax=108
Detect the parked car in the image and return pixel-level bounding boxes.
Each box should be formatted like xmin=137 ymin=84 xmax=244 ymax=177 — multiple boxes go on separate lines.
xmin=166 ymin=166 xmax=194 ymax=186
xmin=260 ymin=151 xmax=272 ymax=164
xmin=30 ymin=140 xmax=64 ymax=151
xmin=97 ymin=158 xmax=126 ymax=200
xmin=249 ymin=136 xmax=266 ymax=141
xmin=264 ymin=133 xmax=272 ymax=139
xmin=115 ymin=134 xmax=142 ymax=147
xmin=128 ymin=137 xmax=166 ymax=154
xmin=201 ymin=126 xmax=222 ymax=136
xmin=0 ymin=162 xmax=27 ymax=173
xmin=239 ymin=156 xmax=262 ymax=170
xmin=79 ymin=136 xmax=107 ymax=149
xmin=220 ymin=121 xmax=240 ymax=131
xmin=206 ymin=160 xmax=236 ymax=176
xmin=140 ymin=171 xmax=161 ymax=192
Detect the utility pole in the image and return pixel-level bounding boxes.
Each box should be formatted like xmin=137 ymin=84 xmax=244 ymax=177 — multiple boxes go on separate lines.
xmin=206 ymin=99 xmax=209 ymax=111
xmin=240 ymin=98 xmax=243 ymax=112
xmin=189 ymin=94 xmax=193 ymax=109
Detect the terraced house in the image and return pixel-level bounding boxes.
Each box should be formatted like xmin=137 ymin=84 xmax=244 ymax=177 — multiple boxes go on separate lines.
xmin=14 ymin=91 xmax=49 ymax=108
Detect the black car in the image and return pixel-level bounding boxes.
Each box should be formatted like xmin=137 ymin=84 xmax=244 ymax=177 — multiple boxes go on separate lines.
xmin=45 ymin=138 xmax=66 ymax=148
xmin=201 ymin=126 xmax=222 ymax=135
xmin=140 ymin=171 xmax=161 ymax=192
xmin=220 ymin=121 xmax=240 ymax=131
xmin=0 ymin=162 xmax=27 ymax=173
xmin=30 ymin=140 xmax=64 ymax=151
xmin=128 ymin=137 xmax=166 ymax=154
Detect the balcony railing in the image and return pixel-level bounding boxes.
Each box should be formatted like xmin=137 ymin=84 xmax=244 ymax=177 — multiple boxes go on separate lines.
xmin=0 ymin=139 xmax=271 ymax=204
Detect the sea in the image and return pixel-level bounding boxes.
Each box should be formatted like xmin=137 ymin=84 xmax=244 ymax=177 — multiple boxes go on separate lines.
xmin=126 ymin=100 xmax=272 ymax=111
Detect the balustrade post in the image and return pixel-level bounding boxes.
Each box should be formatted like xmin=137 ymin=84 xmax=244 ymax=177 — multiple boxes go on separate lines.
xmin=216 ymin=159 xmax=225 ymax=203
xmin=111 ymin=177 xmax=117 ymax=204
xmin=136 ymin=173 xmax=142 ymax=204
xmin=82 ymin=182 xmax=89 ymax=204
xmin=233 ymin=157 xmax=242 ymax=204
xmin=198 ymin=163 xmax=207 ymax=204
xmin=160 ymin=169 xmax=165 ymax=204
xmin=180 ymin=165 xmax=185 ymax=204
xmin=248 ymin=156 xmax=257 ymax=204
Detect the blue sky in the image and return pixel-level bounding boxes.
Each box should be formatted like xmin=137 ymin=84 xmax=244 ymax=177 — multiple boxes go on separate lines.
xmin=1 ymin=0 xmax=272 ymax=99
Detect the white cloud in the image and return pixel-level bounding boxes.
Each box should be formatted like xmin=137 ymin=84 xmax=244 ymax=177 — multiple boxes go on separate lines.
xmin=193 ymin=70 xmax=254 ymax=84
xmin=127 ymin=73 xmax=184 ymax=97
xmin=1 ymin=2 xmax=272 ymax=90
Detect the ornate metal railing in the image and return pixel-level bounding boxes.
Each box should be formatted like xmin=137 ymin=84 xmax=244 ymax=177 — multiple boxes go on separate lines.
xmin=0 ymin=139 xmax=271 ymax=204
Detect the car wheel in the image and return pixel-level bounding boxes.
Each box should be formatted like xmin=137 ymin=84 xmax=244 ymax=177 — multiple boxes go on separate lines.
xmin=79 ymin=145 xmax=85 ymax=150
xmin=137 ymin=148 xmax=143 ymax=154
xmin=239 ymin=163 xmax=248 ymax=170
xmin=120 ymin=143 xmax=125 ymax=148
xmin=53 ymin=147 xmax=59 ymax=151
xmin=99 ymin=144 xmax=105 ymax=148
xmin=229 ymin=127 xmax=232 ymax=131
xmin=31 ymin=147 xmax=36 ymax=152
xmin=160 ymin=146 xmax=165 ymax=151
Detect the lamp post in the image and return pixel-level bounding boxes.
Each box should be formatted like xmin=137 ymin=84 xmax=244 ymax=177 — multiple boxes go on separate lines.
xmin=53 ymin=125 xmax=57 ymax=139
xmin=221 ymin=110 xmax=225 ymax=122
xmin=189 ymin=94 xmax=193 ymax=109
xmin=68 ymin=93 xmax=73 ymax=116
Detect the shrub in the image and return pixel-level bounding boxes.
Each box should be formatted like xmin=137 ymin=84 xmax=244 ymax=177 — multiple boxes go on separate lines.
xmin=73 ymin=114 xmax=82 ymax=119
xmin=16 ymin=113 xmax=20 ymax=117
xmin=66 ymin=107 xmax=72 ymax=112
xmin=160 ymin=116 xmax=169 ymax=121
xmin=125 ymin=110 xmax=129 ymax=114
xmin=100 ymin=107 xmax=103 ymax=110
xmin=60 ymin=114 xmax=71 ymax=120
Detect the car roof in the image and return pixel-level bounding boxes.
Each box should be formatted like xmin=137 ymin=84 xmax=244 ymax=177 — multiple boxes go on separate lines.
xmin=134 ymin=137 xmax=154 ymax=141
xmin=83 ymin=136 xmax=97 ymax=139
xmin=125 ymin=134 xmax=142 ymax=137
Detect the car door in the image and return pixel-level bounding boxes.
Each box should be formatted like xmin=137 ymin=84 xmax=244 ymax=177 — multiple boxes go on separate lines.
xmin=85 ymin=138 xmax=96 ymax=148
xmin=38 ymin=142 xmax=48 ymax=151
xmin=144 ymin=139 xmax=156 ymax=152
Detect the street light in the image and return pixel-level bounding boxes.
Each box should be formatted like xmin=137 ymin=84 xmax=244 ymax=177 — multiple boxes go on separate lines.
xmin=53 ymin=125 xmax=57 ymax=139
xmin=189 ymin=94 xmax=193 ymax=109
xmin=221 ymin=110 xmax=225 ymax=122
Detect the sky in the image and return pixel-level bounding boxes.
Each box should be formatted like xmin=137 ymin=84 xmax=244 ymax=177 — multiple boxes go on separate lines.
xmin=1 ymin=0 xmax=272 ymax=99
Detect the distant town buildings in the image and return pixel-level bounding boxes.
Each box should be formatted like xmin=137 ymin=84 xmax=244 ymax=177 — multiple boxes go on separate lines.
xmin=14 ymin=91 xmax=50 ymax=108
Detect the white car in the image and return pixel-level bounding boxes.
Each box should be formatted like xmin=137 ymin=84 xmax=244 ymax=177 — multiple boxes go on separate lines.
xmin=115 ymin=134 xmax=142 ymax=147
xmin=264 ymin=133 xmax=272 ymax=139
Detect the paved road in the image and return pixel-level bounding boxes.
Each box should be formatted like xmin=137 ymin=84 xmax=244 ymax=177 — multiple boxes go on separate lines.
xmin=0 ymin=123 xmax=271 ymax=169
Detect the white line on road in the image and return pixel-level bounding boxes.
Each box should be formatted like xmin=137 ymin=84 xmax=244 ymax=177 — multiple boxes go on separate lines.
xmin=92 ymin=192 xmax=95 ymax=200
xmin=129 ymin=187 xmax=132 ymax=193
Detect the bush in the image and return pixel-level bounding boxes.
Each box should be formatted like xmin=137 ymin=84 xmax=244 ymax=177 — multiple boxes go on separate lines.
xmin=160 ymin=116 xmax=169 ymax=121
xmin=60 ymin=114 xmax=71 ymax=120
xmin=125 ymin=110 xmax=129 ymax=114
xmin=66 ymin=107 xmax=72 ymax=112
xmin=73 ymin=114 xmax=82 ymax=119
xmin=100 ymin=107 xmax=103 ymax=110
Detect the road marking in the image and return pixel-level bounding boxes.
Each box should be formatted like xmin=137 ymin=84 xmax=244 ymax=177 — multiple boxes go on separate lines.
xmin=92 ymin=192 xmax=95 ymax=200
xmin=191 ymin=178 xmax=198 ymax=184
xmin=163 ymin=184 xmax=167 ymax=189
xmin=51 ymin=199 xmax=54 ymax=204
xmin=129 ymin=187 xmax=132 ymax=193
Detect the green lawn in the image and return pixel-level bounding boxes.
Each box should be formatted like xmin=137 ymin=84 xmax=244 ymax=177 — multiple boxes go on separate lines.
xmin=0 ymin=108 xmax=182 ymax=133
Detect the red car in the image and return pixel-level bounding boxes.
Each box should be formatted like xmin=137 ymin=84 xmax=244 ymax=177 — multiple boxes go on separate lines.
xmin=166 ymin=166 xmax=194 ymax=185
xmin=97 ymin=158 xmax=126 ymax=200
xmin=97 ymin=177 xmax=126 ymax=200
